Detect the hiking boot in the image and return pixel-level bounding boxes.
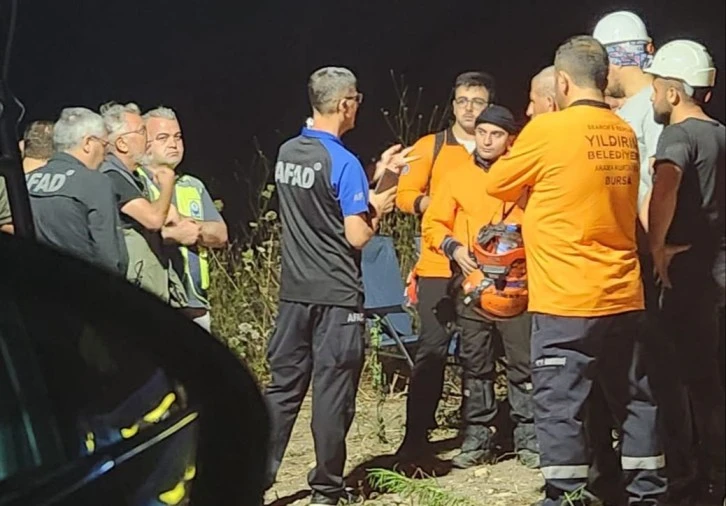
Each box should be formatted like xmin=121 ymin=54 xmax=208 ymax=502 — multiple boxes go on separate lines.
xmin=452 ymin=425 xmax=495 ymax=469
xmin=309 ymin=488 xmax=362 ymax=506
xmin=451 ymin=447 xmax=495 ymax=469
xmin=517 ymin=448 xmax=540 ymax=469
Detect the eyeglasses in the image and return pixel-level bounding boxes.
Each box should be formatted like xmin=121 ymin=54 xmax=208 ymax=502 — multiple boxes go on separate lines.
xmin=454 ymin=97 xmax=489 ymax=109
xmin=344 ymin=92 xmax=364 ymax=105
xmin=117 ymin=126 xmax=147 ymax=138
xmin=89 ymin=136 xmax=110 ymax=148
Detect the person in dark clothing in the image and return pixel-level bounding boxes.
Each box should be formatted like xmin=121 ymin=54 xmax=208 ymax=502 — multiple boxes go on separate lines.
xmin=98 ymin=102 xmax=191 ymax=308
xmin=26 ymin=107 xmax=126 ymax=276
xmin=263 ymin=66 xmax=411 ymax=506
xmin=647 ymin=39 xmax=726 ymax=504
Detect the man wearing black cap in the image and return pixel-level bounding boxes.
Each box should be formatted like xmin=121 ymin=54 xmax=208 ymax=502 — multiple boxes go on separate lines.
xmin=423 ymin=105 xmax=538 ymax=469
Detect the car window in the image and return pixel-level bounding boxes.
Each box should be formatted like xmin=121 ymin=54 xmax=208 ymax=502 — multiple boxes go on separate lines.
xmin=0 ymin=281 xmax=197 ymax=503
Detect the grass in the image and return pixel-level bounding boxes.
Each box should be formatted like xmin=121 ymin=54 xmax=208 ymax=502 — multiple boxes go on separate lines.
xmin=367 ymin=468 xmax=479 ymax=506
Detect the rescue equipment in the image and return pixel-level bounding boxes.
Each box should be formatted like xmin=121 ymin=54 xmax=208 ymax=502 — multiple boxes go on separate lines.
xmin=461 ymin=219 xmax=528 ymax=320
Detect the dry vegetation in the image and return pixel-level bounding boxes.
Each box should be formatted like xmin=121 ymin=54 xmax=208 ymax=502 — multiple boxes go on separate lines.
xmin=208 ymin=73 xmax=544 ymax=505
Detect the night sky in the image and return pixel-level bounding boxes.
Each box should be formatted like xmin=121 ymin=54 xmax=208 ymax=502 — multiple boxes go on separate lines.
xmin=7 ymin=0 xmax=725 ymax=237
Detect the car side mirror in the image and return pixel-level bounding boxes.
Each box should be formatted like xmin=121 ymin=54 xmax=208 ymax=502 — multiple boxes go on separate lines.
xmin=0 ymin=233 xmax=269 ymax=506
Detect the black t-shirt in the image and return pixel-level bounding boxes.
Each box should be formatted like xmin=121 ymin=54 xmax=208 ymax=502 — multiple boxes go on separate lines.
xmin=275 ymin=128 xmax=370 ymax=308
xmin=654 ymin=118 xmax=726 ymax=252
xmin=105 ymin=170 xmax=146 ymax=231
xmin=99 ymin=156 xmax=165 ymax=263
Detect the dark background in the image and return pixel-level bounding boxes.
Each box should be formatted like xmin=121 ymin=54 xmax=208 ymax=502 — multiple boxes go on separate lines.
xmin=6 ymin=0 xmax=725 ymax=238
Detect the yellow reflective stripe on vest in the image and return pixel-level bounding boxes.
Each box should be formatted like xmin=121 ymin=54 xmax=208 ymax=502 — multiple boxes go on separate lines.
xmin=174 ymin=185 xmax=210 ymax=292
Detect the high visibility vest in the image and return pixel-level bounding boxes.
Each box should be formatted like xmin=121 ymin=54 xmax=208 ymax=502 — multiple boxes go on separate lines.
xmin=136 ymin=168 xmax=211 ymax=305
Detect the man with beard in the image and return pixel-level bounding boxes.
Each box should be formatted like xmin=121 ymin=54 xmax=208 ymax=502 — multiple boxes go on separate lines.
xmin=486 ymin=36 xmax=665 ymax=505
xmin=647 ymin=39 xmax=725 ymax=504
xmin=99 ymin=102 xmax=191 ymax=307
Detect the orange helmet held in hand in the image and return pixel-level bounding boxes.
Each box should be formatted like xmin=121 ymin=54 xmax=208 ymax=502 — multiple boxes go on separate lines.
xmin=461 ymin=222 xmax=528 ymax=320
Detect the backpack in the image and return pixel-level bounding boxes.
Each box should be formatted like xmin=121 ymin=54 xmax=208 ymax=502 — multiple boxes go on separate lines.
xmin=432 ymin=129 xmax=447 ymax=166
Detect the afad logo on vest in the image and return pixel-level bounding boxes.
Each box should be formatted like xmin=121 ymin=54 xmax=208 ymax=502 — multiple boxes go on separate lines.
xmin=189 ymin=201 xmax=202 ymax=219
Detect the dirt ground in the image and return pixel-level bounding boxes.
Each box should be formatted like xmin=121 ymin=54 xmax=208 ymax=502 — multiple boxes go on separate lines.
xmin=264 ymin=384 xmax=544 ymax=506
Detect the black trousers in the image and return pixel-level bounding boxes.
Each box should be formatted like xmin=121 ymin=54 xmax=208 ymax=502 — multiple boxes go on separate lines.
xmin=457 ymin=310 xmax=537 ymax=452
xmin=660 ymin=250 xmax=726 ymax=483
xmin=588 ymin=253 xmax=694 ymax=502
xmin=404 ymin=277 xmax=456 ymax=441
xmin=404 ymin=276 xmax=536 ymax=452
xmin=264 ymin=301 xmax=365 ymax=498
xmin=531 ymin=311 xmax=666 ymax=506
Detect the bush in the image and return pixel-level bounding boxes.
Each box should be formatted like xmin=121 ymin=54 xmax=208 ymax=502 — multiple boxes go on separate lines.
xmin=209 ymin=73 xmax=448 ymax=381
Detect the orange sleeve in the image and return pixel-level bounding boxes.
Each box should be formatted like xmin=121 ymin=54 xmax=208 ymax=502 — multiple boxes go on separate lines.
xmin=422 ymin=173 xmax=457 ymax=255
xmin=486 ymin=117 xmax=548 ymax=202
xmin=396 ymin=134 xmax=435 ymax=214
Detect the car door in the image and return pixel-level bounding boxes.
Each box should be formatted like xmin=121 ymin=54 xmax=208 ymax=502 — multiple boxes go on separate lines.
xmin=0 ymin=232 xmax=269 ymax=506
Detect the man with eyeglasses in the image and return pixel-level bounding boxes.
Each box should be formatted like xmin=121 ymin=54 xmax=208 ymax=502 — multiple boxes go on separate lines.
xmin=395 ymin=71 xmax=496 ymax=459
xmin=99 ymin=102 xmax=190 ymax=307
xmin=264 ymin=67 xmax=407 ymax=506
xmin=26 ymin=107 xmax=126 ymax=275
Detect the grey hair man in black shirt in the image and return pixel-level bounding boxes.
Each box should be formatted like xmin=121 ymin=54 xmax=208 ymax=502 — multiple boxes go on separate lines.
xmin=263 ymin=66 xmax=411 ymax=506
xmin=26 ymin=107 xmax=126 ymax=275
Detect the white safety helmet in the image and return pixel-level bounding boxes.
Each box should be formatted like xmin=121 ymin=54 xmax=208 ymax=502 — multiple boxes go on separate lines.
xmin=645 ymin=40 xmax=717 ymax=88
xmin=593 ymin=11 xmax=650 ymax=45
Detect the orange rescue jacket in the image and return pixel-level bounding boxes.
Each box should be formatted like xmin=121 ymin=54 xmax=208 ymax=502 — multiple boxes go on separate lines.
xmin=485 ymin=103 xmax=644 ymax=317
xmin=422 ymin=158 xmax=524 ymax=263
xmin=396 ymin=128 xmax=473 ymax=278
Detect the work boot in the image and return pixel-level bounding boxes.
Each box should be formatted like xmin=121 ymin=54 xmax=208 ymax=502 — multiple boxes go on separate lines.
xmin=513 ymin=422 xmax=540 ymax=469
xmin=451 ymin=425 xmax=495 ymax=469
xmin=517 ymin=448 xmax=540 ymax=469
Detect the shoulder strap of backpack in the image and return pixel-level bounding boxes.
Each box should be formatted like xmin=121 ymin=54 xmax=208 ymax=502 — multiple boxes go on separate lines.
xmin=432 ymin=129 xmax=447 ymax=166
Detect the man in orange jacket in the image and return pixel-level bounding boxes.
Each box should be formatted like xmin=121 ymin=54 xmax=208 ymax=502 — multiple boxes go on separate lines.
xmin=396 ymin=71 xmax=496 ymax=456
xmin=423 ymin=105 xmax=538 ymax=469
xmin=485 ymin=36 xmax=665 ymax=505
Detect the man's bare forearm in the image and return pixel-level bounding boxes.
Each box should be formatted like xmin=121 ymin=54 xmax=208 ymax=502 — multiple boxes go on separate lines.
xmin=648 ymin=188 xmax=677 ymax=252
xmin=199 ymin=221 xmax=228 ymax=248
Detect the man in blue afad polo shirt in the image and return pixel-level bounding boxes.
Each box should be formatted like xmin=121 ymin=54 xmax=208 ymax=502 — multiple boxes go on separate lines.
xmin=264 ymin=67 xmax=412 ymax=505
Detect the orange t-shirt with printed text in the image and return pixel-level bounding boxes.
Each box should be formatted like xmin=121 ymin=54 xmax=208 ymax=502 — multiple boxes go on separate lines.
xmin=423 ymin=158 xmax=524 ymax=257
xmin=485 ymin=101 xmax=644 ymax=317
xmin=396 ymin=129 xmax=473 ymax=278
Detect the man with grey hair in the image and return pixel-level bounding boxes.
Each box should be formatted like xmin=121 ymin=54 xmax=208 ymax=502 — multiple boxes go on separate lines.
xmin=26 ymin=107 xmax=126 ymax=275
xmin=264 ymin=66 xmax=410 ymax=505
xmin=98 ymin=101 xmax=187 ymax=306
xmin=485 ymin=36 xmax=666 ymax=505
xmin=138 ymin=105 xmax=227 ymax=330
xmin=526 ymin=65 xmax=557 ymax=118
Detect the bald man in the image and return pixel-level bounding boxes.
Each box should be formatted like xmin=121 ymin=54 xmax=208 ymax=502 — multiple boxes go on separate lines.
xmin=526 ymin=66 xmax=557 ymax=118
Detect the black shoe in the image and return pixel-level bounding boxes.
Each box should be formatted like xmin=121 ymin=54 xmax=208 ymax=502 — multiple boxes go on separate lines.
xmin=309 ymin=489 xmax=362 ymax=506
xmin=395 ymin=434 xmax=432 ymax=462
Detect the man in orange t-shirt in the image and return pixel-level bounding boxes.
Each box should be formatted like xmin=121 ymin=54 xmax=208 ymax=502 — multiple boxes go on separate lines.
xmin=396 ymin=71 xmax=496 ymax=456
xmin=486 ymin=36 xmax=666 ymax=505
xmin=423 ymin=105 xmax=539 ymax=470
